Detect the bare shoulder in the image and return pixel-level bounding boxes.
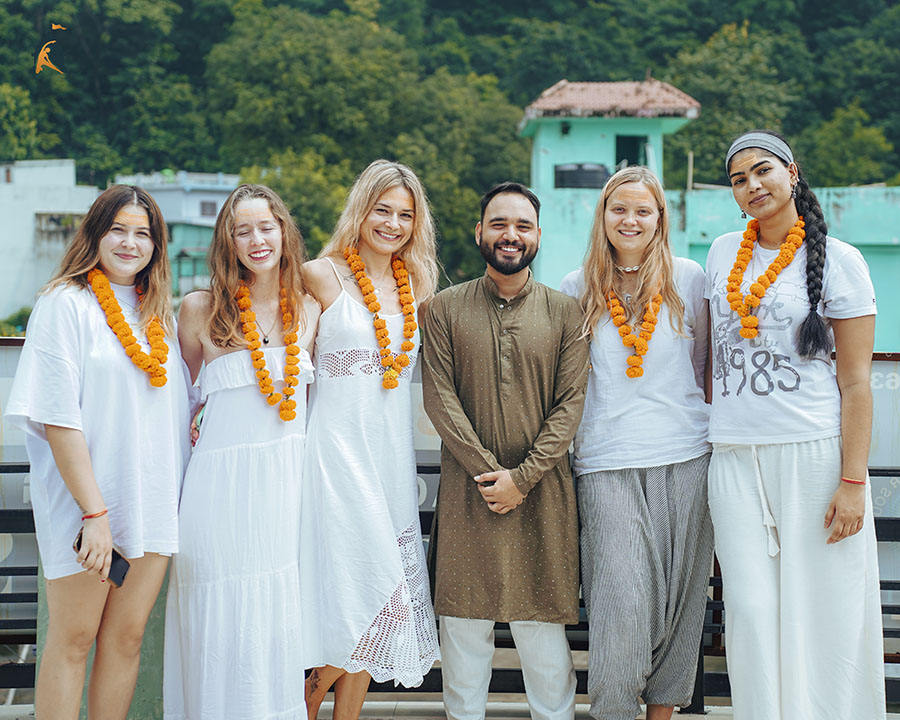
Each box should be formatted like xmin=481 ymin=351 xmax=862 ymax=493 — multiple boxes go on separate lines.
xmin=178 ymin=289 xmax=212 ymax=327
xmin=303 ymin=257 xmax=338 ymax=286
xmin=302 ymin=257 xmax=342 ymax=309
xmin=298 ymin=292 xmax=321 ymax=353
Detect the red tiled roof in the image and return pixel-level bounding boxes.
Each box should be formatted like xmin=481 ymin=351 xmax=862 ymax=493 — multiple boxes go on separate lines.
xmin=523 ymin=79 xmax=700 ymax=119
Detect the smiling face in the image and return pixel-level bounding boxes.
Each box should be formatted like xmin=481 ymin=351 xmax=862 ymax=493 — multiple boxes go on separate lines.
xmin=359 ymin=185 xmax=415 ymax=257
xmin=603 ymin=181 xmax=660 ymax=267
xmin=97 ymin=205 xmax=154 ymax=285
xmin=728 ymin=148 xmax=798 ymax=222
xmin=233 ymin=197 xmax=283 ymax=276
xmin=476 ymin=192 xmax=541 ymax=276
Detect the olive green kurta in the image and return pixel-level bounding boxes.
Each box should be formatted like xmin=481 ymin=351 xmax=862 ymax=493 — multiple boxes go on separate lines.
xmin=422 ymin=272 xmax=589 ymax=624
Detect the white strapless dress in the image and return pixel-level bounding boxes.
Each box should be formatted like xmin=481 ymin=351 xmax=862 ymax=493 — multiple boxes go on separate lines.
xmin=164 ymin=346 xmax=314 ymax=719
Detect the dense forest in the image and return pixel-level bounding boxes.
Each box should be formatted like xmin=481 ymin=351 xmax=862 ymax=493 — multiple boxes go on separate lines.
xmin=2 ymin=0 xmax=898 ymax=281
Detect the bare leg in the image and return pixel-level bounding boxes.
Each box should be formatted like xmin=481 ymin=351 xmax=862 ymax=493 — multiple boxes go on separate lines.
xmin=87 ymin=554 xmax=169 ymax=720
xmin=645 ymin=704 xmax=675 ymax=720
xmin=306 ymin=665 xmax=347 ymax=720
xmin=332 ymin=670 xmax=371 ymax=720
xmin=36 ymin=572 xmax=109 ymax=720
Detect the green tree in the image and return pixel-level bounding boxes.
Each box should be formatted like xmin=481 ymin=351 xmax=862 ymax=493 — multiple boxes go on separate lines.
xmin=0 ymin=83 xmax=39 ymax=159
xmin=795 ymin=102 xmax=893 ymax=186
xmin=119 ymin=71 xmax=216 ymax=172
xmin=663 ymin=22 xmax=797 ymax=187
xmin=208 ymin=1 xmax=527 ymax=283
xmin=242 ymin=147 xmax=354 ymax=255
xmin=0 ymin=306 xmax=31 ymax=337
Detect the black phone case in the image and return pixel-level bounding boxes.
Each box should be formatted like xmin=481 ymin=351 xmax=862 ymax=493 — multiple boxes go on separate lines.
xmin=73 ymin=529 xmax=131 ymax=587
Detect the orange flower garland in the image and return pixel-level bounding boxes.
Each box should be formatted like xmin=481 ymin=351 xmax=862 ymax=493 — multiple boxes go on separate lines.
xmin=343 ymin=247 xmax=416 ymax=390
xmin=607 ymin=291 xmax=662 ymax=379
xmin=726 ymin=217 xmax=805 ymax=339
xmin=237 ymin=285 xmax=302 ymax=421
xmin=87 ymin=268 xmax=168 ymax=387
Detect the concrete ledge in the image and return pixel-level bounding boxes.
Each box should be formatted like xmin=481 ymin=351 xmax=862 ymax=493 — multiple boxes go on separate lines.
xmin=318 ymin=700 xmax=731 ymax=719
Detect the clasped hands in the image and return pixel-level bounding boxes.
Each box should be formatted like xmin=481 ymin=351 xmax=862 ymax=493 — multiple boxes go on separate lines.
xmin=475 ymin=469 xmax=525 ymax=515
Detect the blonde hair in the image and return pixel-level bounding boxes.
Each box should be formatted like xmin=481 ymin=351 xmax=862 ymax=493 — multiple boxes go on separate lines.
xmin=579 ymin=166 xmax=684 ymax=339
xmin=206 ymin=184 xmax=309 ymax=348
xmin=318 ymin=159 xmax=438 ymax=301
xmin=44 ymin=185 xmax=174 ymax=335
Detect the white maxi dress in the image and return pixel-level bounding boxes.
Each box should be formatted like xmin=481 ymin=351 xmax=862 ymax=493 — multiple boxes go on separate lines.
xmin=300 ymin=259 xmax=439 ymax=686
xmin=164 ymin=346 xmax=314 ymax=720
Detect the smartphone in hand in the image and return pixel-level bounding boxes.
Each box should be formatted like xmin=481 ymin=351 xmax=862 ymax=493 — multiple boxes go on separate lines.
xmin=73 ymin=528 xmax=130 ymax=587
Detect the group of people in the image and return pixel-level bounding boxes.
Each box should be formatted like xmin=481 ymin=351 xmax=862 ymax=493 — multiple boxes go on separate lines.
xmin=4 ymin=129 xmax=885 ymax=720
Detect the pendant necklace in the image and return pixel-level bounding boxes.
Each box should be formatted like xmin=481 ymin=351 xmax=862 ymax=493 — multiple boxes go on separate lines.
xmin=261 ymin=314 xmax=279 ymax=345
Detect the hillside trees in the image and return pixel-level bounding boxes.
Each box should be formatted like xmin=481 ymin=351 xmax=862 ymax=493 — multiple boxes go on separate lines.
xmin=662 ymin=23 xmax=797 ymax=187
xmin=2 ymin=0 xmax=898 ymax=282
xmin=209 ymin=0 xmax=528 ymax=278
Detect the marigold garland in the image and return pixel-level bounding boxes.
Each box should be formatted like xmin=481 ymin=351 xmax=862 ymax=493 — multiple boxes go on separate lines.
xmin=607 ymin=291 xmax=662 ymax=379
xmin=343 ymin=247 xmax=416 ymax=390
xmin=87 ymin=268 xmax=168 ymax=387
xmin=726 ymin=217 xmax=805 ymax=339
xmin=237 ymin=285 xmax=302 ymax=421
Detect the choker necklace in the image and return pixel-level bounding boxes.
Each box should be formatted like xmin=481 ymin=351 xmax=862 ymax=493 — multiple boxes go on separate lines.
xmin=616 ymin=264 xmax=641 ymax=273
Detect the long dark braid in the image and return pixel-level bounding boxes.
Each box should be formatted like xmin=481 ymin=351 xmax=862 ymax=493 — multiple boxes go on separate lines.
xmin=792 ymin=171 xmax=830 ymax=358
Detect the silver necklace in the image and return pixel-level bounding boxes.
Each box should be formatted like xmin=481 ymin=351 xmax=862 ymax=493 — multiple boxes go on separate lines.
xmin=616 ymin=264 xmax=641 ymax=273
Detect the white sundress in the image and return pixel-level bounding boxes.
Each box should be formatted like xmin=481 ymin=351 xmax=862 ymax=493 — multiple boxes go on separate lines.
xmin=164 ymin=346 xmax=314 ymax=720
xmin=299 ymin=258 xmax=439 ymax=686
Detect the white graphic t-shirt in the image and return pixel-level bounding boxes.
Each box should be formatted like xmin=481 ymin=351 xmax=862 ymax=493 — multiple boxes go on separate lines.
xmin=705 ymin=232 xmax=876 ymax=445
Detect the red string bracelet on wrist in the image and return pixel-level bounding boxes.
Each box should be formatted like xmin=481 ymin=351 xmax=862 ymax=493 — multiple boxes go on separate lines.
xmin=82 ymin=509 xmax=108 ymax=520
xmin=841 ymin=477 xmax=866 ymax=486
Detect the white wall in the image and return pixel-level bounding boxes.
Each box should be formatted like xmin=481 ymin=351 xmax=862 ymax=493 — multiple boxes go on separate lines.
xmin=113 ymin=170 xmax=239 ymax=227
xmin=0 ymin=160 xmax=99 ymax=319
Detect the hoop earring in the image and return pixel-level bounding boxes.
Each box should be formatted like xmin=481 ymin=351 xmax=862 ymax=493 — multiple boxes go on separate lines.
xmin=741 ymin=211 xmax=747 ymax=219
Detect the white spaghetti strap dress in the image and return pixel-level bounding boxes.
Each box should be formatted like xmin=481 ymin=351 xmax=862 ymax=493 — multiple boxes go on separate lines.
xmin=299 ymin=258 xmax=439 ymax=686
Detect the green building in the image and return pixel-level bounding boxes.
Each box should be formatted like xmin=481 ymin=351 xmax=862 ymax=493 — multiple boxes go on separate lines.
xmin=521 ymin=79 xmax=900 ymax=351
xmin=519 ymin=78 xmax=700 ymax=287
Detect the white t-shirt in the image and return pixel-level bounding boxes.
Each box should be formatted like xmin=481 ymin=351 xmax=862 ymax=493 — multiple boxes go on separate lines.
xmin=705 ymin=232 xmax=877 ymax=445
xmin=560 ymin=257 xmax=710 ymax=474
xmin=4 ymin=283 xmax=192 ymax=579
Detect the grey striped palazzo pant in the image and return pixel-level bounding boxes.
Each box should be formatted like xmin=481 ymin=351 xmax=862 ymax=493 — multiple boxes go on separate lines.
xmin=577 ymin=453 xmax=714 ymax=720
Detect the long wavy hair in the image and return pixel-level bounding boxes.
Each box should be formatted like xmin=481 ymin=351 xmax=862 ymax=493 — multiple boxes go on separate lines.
xmin=44 ymin=185 xmax=174 ymax=335
xmin=726 ymin=129 xmax=830 ymax=358
xmin=206 ymin=184 xmax=308 ymax=348
xmin=579 ymin=166 xmax=684 ymax=339
xmin=318 ymin=159 xmax=438 ymax=301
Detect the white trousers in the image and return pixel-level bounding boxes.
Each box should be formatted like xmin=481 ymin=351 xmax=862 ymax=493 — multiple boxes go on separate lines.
xmin=708 ymin=437 xmax=885 ymax=720
xmin=440 ymin=615 xmax=576 ymax=720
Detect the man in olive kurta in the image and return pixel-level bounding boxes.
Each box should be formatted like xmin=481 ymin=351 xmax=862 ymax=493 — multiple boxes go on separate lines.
xmin=422 ymin=182 xmax=589 ymax=720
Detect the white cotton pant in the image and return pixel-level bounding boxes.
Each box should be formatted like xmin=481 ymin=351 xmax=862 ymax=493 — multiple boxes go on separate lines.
xmin=708 ymin=437 xmax=885 ymax=720
xmin=440 ymin=615 xmax=576 ymax=720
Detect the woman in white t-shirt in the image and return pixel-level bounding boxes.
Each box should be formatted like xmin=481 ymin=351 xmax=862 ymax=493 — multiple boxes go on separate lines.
xmin=4 ymin=185 xmax=191 ymax=719
xmin=561 ymin=166 xmax=712 ymax=720
xmin=706 ymin=130 xmax=883 ymax=720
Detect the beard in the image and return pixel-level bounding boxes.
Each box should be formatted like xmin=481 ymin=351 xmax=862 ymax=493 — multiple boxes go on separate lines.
xmin=478 ymin=237 xmax=538 ymax=276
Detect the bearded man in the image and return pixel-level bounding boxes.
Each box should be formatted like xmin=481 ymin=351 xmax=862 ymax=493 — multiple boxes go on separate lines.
xmin=422 ymin=182 xmax=589 ymax=720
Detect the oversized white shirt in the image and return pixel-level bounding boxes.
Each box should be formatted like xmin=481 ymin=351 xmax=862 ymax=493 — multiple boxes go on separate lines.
xmin=561 ymin=257 xmax=710 ymax=474
xmin=705 ymin=232 xmax=877 ymax=445
xmin=5 ymin=283 xmax=191 ymax=579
